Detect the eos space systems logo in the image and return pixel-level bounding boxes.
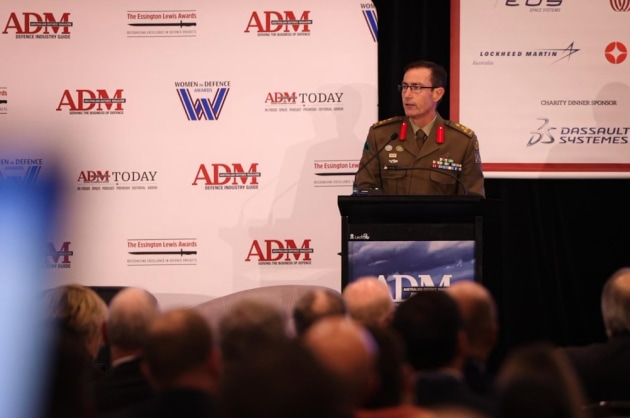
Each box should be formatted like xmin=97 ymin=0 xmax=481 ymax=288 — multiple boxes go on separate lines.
xmin=244 ymin=10 xmax=312 ymax=36
xmin=176 ymin=81 xmax=230 ymax=121
xmin=501 ymin=0 xmax=562 ymax=11
xmin=56 ymin=89 xmax=126 ymax=115
xmin=245 ymin=239 xmax=313 ymax=265
xmin=0 ymin=158 xmax=42 ymax=184
xmin=46 ymin=242 xmax=73 ymax=269
xmin=2 ymin=11 xmax=72 ymax=39
xmin=527 ymin=118 xmax=629 ymax=146
xmin=76 ymin=169 xmax=158 ymax=191
xmin=192 ymin=163 xmax=260 ymax=191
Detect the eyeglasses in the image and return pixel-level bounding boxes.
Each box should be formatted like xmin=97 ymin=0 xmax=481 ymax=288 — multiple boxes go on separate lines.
xmin=397 ymin=83 xmax=436 ymax=93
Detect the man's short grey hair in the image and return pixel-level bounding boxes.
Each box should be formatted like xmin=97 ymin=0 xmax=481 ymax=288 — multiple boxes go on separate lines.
xmin=107 ymin=287 xmax=160 ymax=349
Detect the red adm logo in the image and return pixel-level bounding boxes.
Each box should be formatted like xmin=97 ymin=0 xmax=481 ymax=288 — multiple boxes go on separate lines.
xmin=57 ymin=89 xmax=126 ymax=112
xmin=3 ymin=12 xmax=72 ymax=37
xmin=244 ymin=11 xmax=312 ymax=34
xmin=47 ymin=241 xmax=73 ymax=268
xmin=245 ymin=239 xmax=313 ymax=265
xmin=192 ymin=163 xmax=260 ymax=190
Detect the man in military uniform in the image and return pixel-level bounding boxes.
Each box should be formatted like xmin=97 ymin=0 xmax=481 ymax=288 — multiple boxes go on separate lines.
xmin=355 ymin=60 xmax=485 ymax=197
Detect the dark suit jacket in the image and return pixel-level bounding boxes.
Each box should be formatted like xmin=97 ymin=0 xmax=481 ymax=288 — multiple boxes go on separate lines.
xmin=414 ymin=372 xmax=494 ymax=416
xmin=93 ymin=357 xmax=154 ymax=414
xmin=563 ymin=335 xmax=630 ymax=403
xmin=105 ymin=389 xmax=218 ymax=418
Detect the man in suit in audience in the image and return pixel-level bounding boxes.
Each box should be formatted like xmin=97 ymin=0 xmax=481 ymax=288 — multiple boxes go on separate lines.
xmin=111 ymin=308 xmax=221 ymax=418
xmin=562 ymin=267 xmax=630 ymax=403
xmin=343 ymin=276 xmax=395 ymax=329
xmin=94 ymin=287 xmax=160 ymax=415
xmin=292 ymin=288 xmax=347 ymax=337
xmin=446 ymin=281 xmax=499 ymax=397
xmin=392 ymin=291 xmax=494 ymax=416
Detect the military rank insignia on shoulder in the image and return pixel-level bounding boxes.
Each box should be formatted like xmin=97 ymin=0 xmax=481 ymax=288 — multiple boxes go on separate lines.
xmin=445 ymin=120 xmax=474 ymax=138
xmin=371 ymin=116 xmax=405 ymax=129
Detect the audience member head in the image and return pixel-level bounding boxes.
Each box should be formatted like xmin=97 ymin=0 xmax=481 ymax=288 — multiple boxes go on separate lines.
xmin=104 ymin=287 xmax=160 ymax=361
xmin=141 ymin=308 xmax=219 ymax=393
xmin=495 ymin=342 xmax=588 ymax=418
xmin=218 ymin=298 xmax=288 ymax=363
xmin=343 ymin=276 xmax=394 ymax=328
xmin=391 ymin=290 xmax=465 ymax=372
xmin=220 ymin=339 xmax=348 ymax=418
xmin=361 ymin=325 xmax=414 ymax=409
xmin=292 ymin=287 xmax=346 ymax=337
xmin=446 ymin=280 xmax=498 ymax=362
xmin=43 ymin=284 xmax=108 ymax=360
xmin=600 ymin=267 xmax=630 ymax=338
xmin=302 ymin=316 xmax=378 ymax=408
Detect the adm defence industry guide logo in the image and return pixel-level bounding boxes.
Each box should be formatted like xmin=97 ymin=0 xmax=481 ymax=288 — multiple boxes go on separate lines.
xmin=2 ymin=11 xmax=72 ymax=39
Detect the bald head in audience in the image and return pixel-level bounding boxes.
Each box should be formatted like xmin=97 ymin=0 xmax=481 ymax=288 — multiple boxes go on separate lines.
xmin=343 ymin=276 xmax=394 ymax=328
xmin=446 ymin=280 xmax=498 ymax=363
xmin=302 ymin=316 xmax=378 ymax=408
xmin=104 ymin=287 xmax=160 ymax=361
xmin=601 ymin=267 xmax=630 ymax=338
xmin=292 ymin=288 xmax=346 ymax=337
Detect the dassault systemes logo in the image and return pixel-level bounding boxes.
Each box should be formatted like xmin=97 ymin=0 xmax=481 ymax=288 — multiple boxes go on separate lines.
xmin=176 ymin=81 xmax=230 ymax=121
xmin=605 ymin=41 xmax=628 ymax=64
xmin=244 ymin=10 xmax=312 ymax=36
xmin=2 ymin=12 xmax=73 ymax=39
xmin=611 ymin=0 xmax=630 ymax=11
xmin=361 ymin=3 xmax=377 ymax=42
xmin=528 ymin=118 xmax=630 ymax=146
xmin=0 ymin=158 xmax=42 ymax=184
xmin=245 ymin=239 xmax=313 ymax=265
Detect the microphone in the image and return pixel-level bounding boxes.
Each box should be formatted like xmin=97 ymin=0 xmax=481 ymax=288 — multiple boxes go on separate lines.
xmin=352 ymin=133 xmax=399 ymax=195
xmin=383 ymin=165 xmax=470 ymax=196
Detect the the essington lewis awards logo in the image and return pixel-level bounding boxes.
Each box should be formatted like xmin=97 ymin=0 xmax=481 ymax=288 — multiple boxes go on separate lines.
xmin=127 ymin=238 xmax=198 ymax=267
xmin=176 ymin=81 xmax=230 ymax=121
xmin=56 ymin=89 xmax=126 ymax=115
xmin=126 ymin=9 xmax=197 ymax=38
xmin=2 ymin=11 xmax=73 ymax=39
xmin=244 ymin=10 xmax=312 ymax=36
xmin=46 ymin=241 xmax=73 ymax=268
xmin=192 ymin=163 xmax=260 ymax=190
xmin=245 ymin=239 xmax=313 ymax=265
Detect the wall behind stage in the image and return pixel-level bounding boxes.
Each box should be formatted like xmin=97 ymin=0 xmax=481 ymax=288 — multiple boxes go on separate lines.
xmin=0 ymin=1 xmax=379 ymax=306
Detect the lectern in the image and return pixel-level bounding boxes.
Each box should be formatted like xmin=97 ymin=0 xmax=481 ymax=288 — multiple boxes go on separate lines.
xmin=337 ymin=195 xmax=486 ymax=302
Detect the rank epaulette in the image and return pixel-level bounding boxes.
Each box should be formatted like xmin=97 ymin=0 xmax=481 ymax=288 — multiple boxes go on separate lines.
xmin=371 ymin=116 xmax=405 ymax=129
xmin=445 ymin=120 xmax=474 ymax=138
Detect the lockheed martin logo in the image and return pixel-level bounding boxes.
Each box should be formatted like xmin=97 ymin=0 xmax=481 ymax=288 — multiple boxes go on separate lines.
xmin=479 ymin=41 xmax=579 ymax=63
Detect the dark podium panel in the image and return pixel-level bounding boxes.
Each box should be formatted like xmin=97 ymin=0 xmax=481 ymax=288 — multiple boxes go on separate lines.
xmin=338 ymin=195 xmax=487 ymax=302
